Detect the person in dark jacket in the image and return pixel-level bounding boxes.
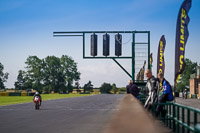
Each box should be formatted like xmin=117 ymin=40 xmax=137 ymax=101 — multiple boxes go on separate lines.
xmin=126 ymin=80 xmax=140 ymax=99
xmin=33 ymin=92 xmax=42 ymax=106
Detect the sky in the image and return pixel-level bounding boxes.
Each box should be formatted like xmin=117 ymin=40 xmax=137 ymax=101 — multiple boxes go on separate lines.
xmin=0 ymin=0 xmax=200 ymax=88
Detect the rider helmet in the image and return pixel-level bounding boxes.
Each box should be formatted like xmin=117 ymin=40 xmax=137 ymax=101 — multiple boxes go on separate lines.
xmin=35 ymin=92 xmax=39 ymax=95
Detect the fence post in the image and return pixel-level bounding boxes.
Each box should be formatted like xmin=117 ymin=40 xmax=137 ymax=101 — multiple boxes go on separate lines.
xmin=187 ymin=109 xmax=190 ymax=133
xmin=182 ymin=107 xmax=185 ymax=133
xmin=173 ymin=105 xmax=176 ymax=132
xmin=177 ymin=106 xmax=180 ymax=133
xmin=194 ymin=112 xmax=197 ymax=126
xmin=166 ymin=104 xmax=169 ymax=127
xmin=169 ymin=104 xmax=172 ymax=129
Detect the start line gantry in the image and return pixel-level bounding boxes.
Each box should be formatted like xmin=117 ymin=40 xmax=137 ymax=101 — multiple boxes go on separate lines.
xmin=53 ymin=31 xmax=150 ymax=87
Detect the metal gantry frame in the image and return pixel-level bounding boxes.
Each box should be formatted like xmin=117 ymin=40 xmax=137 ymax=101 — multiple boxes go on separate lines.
xmin=53 ymin=31 xmax=150 ymax=86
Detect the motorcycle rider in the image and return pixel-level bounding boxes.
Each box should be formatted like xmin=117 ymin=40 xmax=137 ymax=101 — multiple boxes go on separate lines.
xmin=33 ymin=92 xmax=42 ymax=106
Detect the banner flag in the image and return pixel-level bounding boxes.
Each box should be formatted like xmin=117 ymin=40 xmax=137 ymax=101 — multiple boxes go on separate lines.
xmin=157 ymin=35 xmax=166 ymax=76
xmin=150 ymin=53 xmax=153 ymax=65
xmin=175 ymin=0 xmax=192 ymax=84
xmin=141 ymin=60 xmax=146 ymax=80
xmin=136 ymin=61 xmax=146 ymax=81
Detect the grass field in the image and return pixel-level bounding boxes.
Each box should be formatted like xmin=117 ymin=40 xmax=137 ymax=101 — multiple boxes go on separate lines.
xmin=0 ymin=93 xmax=91 ymax=106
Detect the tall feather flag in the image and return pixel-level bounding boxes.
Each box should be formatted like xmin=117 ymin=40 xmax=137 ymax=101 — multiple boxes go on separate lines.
xmin=136 ymin=70 xmax=140 ymax=81
xmin=157 ymin=35 xmax=166 ymax=76
xmin=141 ymin=60 xmax=146 ymax=80
xmin=136 ymin=61 xmax=146 ymax=81
xmin=174 ymin=0 xmax=192 ymax=84
xmin=150 ymin=53 xmax=153 ymax=66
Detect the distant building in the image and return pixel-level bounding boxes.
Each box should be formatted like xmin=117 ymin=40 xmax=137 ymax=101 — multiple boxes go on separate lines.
xmin=190 ymin=66 xmax=200 ymax=97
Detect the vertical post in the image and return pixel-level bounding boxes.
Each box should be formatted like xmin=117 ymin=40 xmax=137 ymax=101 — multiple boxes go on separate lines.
xmin=182 ymin=108 xmax=185 ymax=133
xmin=187 ymin=109 xmax=190 ymax=133
xmin=194 ymin=112 xmax=197 ymax=127
xmin=83 ymin=33 xmax=85 ymax=58
xmin=132 ymin=32 xmax=135 ymax=82
xmin=170 ymin=104 xmax=172 ymax=128
xmin=148 ymin=31 xmax=150 ymax=70
xmin=173 ymin=105 xmax=176 ymax=132
xmin=166 ymin=104 xmax=169 ymax=127
xmin=177 ymin=106 xmax=180 ymax=133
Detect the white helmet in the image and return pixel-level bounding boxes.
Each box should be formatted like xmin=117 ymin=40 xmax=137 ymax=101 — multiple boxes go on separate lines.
xmin=35 ymin=92 xmax=39 ymax=95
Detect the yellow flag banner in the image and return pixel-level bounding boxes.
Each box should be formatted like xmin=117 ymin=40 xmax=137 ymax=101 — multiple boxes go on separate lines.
xmin=174 ymin=0 xmax=191 ymax=84
xmin=157 ymin=35 xmax=166 ymax=76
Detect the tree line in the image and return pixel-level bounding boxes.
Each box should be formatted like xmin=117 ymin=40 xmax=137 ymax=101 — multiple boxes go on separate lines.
xmin=0 ymin=55 xmax=124 ymax=94
xmin=0 ymin=57 xmax=198 ymax=93
xmin=14 ymin=55 xmax=80 ymax=93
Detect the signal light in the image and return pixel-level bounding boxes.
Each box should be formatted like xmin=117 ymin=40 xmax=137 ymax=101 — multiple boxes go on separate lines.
xmin=115 ymin=33 xmax=122 ymax=56
xmin=91 ymin=33 xmax=97 ymax=56
xmin=103 ymin=33 xmax=110 ymax=56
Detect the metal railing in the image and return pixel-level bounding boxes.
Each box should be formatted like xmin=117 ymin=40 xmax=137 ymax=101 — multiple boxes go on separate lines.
xmin=151 ymin=102 xmax=200 ymax=133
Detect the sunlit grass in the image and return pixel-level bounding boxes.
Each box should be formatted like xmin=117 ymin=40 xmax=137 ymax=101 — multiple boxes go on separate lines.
xmin=0 ymin=93 xmax=91 ymax=106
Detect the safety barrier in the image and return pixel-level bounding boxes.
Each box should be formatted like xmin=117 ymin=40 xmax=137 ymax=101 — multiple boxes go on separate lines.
xmin=151 ymin=102 xmax=200 ymax=133
xmin=0 ymin=92 xmax=28 ymax=96
xmin=9 ymin=92 xmax=21 ymax=96
xmin=0 ymin=92 xmax=9 ymax=96
xmin=21 ymin=92 xmax=28 ymax=96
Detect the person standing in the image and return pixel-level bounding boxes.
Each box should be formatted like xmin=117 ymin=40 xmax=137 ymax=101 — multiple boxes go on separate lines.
xmin=126 ymin=80 xmax=140 ymax=99
xmin=144 ymin=69 xmax=159 ymax=111
xmin=184 ymin=89 xmax=187 ymax=99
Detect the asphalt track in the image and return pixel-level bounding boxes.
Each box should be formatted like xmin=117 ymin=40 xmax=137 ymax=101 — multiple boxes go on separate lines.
xmin=0 ymin=94 xmax=124 ymax=133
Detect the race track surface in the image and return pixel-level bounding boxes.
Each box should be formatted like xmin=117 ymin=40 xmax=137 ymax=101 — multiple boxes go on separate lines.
xmin=0 ymin=94 xmax=124 ymax=133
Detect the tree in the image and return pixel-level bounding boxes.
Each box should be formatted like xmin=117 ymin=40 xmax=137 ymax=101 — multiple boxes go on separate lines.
xmin=75 ymin=81 xmax=81 ymax=93
xmin=75 ymin=81 xmax=80 ymax=89
xmin=25 ymin=56 xmax=44 ymax=93
xmin=100 ymin=83 xmax=112 ymax=93
xmin=15 ymin=70 xmax=28 ymax=90
xmin=43 ymin=56 xmax=61 ymax=93
xmin=60 ymin=55 xmax=80 ymax=93
xmin=83 ymin=81 xmax=93 ymax=92
xmin=176 ymin=58 xmax=198 ymax=92
xmin=0 ymin=62 xmax=9 ymax=89
xmin=112 ymin=83 xmax=118 ymax=94
xmin=15 ymin=55 xmax=81 ymax=93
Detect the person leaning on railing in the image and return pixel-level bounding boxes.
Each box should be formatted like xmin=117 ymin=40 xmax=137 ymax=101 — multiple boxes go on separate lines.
xmin=144 ymin=69 xmax=159 ymax=111
xmin=126 ymin=80 xmax=140 ymax=100
xmin=155 ymin=72 xmax=173 ymax=117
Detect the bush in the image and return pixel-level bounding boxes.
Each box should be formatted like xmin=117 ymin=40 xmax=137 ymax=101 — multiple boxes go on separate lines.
xmin=100 ymin=83 xmax=112 ymax=94
xmin=118 ymin=87 xmax=126 ymax=94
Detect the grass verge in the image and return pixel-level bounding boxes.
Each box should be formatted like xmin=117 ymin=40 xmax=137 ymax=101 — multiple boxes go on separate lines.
xmin=0 ymin=93 xmax=91 ymax=106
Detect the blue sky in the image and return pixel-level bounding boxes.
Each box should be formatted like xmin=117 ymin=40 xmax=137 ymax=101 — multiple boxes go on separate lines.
xmin=0 ymin=0 xmax=200 ymax=88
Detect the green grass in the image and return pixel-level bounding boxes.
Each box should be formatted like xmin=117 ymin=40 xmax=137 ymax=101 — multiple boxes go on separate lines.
xmin=0 ymin=93 xmax=91 ymax=106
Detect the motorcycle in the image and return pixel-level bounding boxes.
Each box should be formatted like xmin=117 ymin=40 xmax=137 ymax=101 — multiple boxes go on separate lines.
xmin=33 ymin=96 xmax=40 ymax=110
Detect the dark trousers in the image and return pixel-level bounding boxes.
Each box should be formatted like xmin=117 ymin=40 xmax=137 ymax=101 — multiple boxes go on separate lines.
xmin=155 ymin=94 xmax=168 ymax=117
